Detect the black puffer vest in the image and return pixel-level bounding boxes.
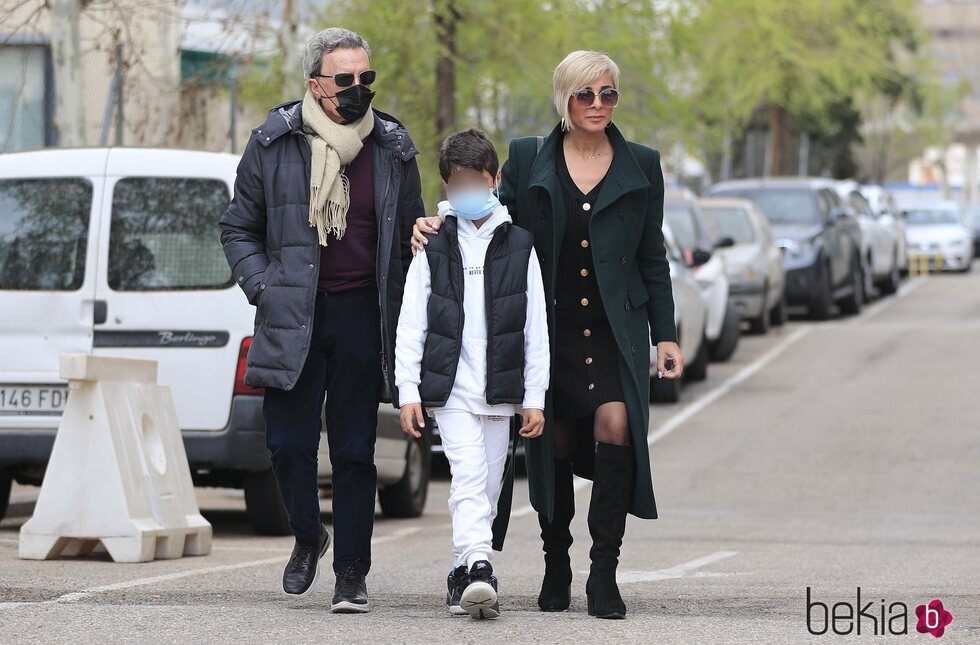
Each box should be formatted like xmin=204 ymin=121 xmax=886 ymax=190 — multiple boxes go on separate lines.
xmin=419 ymin=216 xmax=534 ymax=407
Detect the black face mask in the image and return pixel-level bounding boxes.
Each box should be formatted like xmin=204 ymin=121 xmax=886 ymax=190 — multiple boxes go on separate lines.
xmin=330 ymin=84 xmax=376 ymax=123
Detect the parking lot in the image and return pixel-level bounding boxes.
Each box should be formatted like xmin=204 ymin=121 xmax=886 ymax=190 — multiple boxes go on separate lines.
xmin=1 ymin=265 xmax=978 ymax=644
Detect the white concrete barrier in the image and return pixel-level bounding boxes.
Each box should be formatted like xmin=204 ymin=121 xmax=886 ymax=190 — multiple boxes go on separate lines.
xmin=19 ymin=354 xmax=212 ymax=562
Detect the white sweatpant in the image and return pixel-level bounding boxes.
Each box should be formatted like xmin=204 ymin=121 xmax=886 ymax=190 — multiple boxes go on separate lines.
xmin=433 ymin=409 xmax=510 ymax=569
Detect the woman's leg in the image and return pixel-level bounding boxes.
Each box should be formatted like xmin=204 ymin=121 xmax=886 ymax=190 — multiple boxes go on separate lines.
xmin=538 ymin=419 xmax=578 ymax=611
xmin=587 ymin=401 xmax=634 ymax=619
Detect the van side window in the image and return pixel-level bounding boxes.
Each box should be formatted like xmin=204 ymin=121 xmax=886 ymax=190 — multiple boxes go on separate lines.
xmin=0 ymin=178 xmax=92 ymax=291
xmin=109 ymin=177 xmax=231 ymax=291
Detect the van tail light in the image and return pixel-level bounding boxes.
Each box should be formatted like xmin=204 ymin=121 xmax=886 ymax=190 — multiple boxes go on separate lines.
xmin=234 ymin=337 xmax=264 ymax=395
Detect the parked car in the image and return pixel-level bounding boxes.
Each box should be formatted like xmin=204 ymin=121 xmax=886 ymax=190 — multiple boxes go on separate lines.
xmin=859 ymin=184 xmax=909 ymax=274
xmin=0 ymin=148 xmax=430 ymax=532
xmin=709 ymin=178 xmax=865 ymax=320
xmin=962 ymin=205 xmax=980 ymax=257
xmin=664 ymin=189 xmax=740 ymax=362
xmin=648 ymin=222 xmax=710 ymax=404
xmin=698 ymin=197 xmax=787 ymax=334
xmin=900 ymin=201 xmax=973 ymax=273
xmin=836 ymin=180 xmax=902 ymax=296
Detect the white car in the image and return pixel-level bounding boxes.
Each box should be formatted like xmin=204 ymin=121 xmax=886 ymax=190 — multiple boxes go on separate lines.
xmin=900 ymin=201 xmax=973 ymax=273
xmin=0 ymin=147 xmax=429 ymax=531
xmin=649 ymin=223 xmax=709 ymax=403
xmin=698 ymin=197 xmax=787 ymax=334
xmin=664 ymin=189 xmax=740 ymax=362
xmin=836 ymin=181 xmax=902 ymax=296
xmin=859 ymin=184 xmax=909 ymax=274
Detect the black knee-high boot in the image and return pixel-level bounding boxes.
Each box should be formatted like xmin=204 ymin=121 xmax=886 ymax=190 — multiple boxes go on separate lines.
xmin=586 ymin=442 xmax=634 ymax=619
xmin=537 ymin=459 xmax=575 ymax=611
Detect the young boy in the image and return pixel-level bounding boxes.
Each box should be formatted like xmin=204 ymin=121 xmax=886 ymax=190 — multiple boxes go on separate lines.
xmin=395 ymin=129 xmax=550 ymax=619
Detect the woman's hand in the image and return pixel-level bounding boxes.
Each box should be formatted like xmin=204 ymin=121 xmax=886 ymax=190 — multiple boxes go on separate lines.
xmin=411 ymin=216 xmax=443 ymax=255
xmin=656 ymin=341 xmax=684 ymax=379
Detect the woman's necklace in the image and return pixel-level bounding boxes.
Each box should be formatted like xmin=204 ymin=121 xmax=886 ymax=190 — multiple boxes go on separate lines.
xmin=568 ymin=138 xmax=609 ymax=161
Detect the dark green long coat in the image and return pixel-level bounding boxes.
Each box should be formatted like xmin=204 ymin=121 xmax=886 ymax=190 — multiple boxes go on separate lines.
xmin=499 ymin=123 xmax=677 ymax=522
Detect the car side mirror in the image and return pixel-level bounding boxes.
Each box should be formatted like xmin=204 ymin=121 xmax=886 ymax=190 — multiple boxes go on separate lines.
xmin=691 ymin=248 xmax=713 ymax=266
xmin=714 ymin=236 xmax=735 ymax=249
xmin=829 ymin=208 xmax=848 ymax=221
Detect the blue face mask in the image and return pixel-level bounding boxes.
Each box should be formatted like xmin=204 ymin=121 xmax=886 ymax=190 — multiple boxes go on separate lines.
xmin=447 ymin=185 xmax=500 ymax=220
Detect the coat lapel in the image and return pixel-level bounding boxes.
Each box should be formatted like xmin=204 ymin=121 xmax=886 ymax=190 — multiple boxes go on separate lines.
xmin=593 ymin=124 xmax=651 ymax=215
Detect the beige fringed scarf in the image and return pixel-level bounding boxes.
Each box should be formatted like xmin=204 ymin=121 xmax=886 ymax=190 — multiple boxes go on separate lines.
xmin=302 ymin=89 xmax=375 ymax=245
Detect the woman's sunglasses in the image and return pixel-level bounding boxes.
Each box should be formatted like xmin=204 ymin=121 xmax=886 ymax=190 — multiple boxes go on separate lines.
xmin=572 ymin=88 xmax=621 ymax=108
xmin=313 ymin=70 xmax=377 ymax=87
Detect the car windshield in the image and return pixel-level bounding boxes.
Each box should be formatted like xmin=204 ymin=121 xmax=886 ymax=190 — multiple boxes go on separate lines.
xmin=713 ymin=188 xmax=818 ymax=224
xmin=700 ymin=207 xmax=756 ymax=245
xmin=903 ymin=209 xmax=960 ymax=226
xmin=663 ymin=201 xmax=699 ymax=249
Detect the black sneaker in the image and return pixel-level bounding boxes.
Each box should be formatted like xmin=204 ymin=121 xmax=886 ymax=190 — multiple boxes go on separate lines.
xmin=282 ymin=527 xmax=330 ymax=597
xmin=446 ymin=565 xmax=468 ymax=616
xmin=460 ymin=560 xmax=499 ymax=619
xmin=331 ymin=564 xmax=370 ymax=613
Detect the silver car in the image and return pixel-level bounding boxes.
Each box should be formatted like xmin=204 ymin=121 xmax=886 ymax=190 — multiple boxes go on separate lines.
xmin=698 ymin=197 xmax=787 ymax=334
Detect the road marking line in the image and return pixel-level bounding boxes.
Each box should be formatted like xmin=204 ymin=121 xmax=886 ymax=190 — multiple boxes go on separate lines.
xmin=610 ymin=550 xmax=741 ymax=584
xmin=0 ymin=526 xmax=423 ymax=609
xmin=511 ymin=326 xmax=813 ymax=518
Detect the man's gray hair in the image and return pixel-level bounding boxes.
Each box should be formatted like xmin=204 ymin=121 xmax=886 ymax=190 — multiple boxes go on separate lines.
xmin=303 ymin=28 xmax=372 ymax=78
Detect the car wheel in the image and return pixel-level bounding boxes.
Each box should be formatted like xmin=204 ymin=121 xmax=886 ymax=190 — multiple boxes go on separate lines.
xmin=243 ymin=469 xmax=292 ymax=536
xmin=878 ymin=250 xmax=900 ymax=295
xmin=749 ymin=283 xmax=771 ymax=334
xmin=769 ymin=291 xmax=788 ymax=326
xmin=863 ymin=253 xmax=876 ymax=302
xmin=839 ymin=251 xmax=864 ymax=316
xmin=709 ymin=299 xmax=740 ymax=362
xmin=650 ymin=374 xmax=682 ymax=404
xmin=379 ymin=432 xmax=431 ymax=519
xmin=0 ymin=471 xmax=11 ymax=522
xmin=684 ymin=335 xmax=709 ymax=382
xmin=809 ymin=260 xmax=833 ymax=320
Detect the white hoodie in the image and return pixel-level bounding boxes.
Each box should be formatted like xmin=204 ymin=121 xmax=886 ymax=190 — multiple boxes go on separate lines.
xmin=395 ymin=201 xmax=550 ymax=415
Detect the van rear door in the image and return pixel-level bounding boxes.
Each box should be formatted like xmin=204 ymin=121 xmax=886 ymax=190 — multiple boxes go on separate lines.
xmin=93 ymin=149 xmax=253 ymax=432
xmin=0 ymin=150 xmax=105 ymax=424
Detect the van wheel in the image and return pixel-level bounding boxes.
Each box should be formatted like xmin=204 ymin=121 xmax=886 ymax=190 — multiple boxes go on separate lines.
xmin=650 ymin=375 xmax=682 ymax=403
xmin=709 ymin=300 xmax=740 ymax=362
xmin=379 ymin=433 xmax=431 ymax=518
xmin=684 ymin=336 xmax=709 ymax=382
xmin=0 ymin=471 xmax=11 ymax=522
xmin=243 ymin=469 xmax=291 ymax=536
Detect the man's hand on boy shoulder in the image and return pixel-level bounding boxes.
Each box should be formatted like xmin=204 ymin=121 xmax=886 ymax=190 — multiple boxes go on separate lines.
xmin=519 ymin=408 xmax=545 ymax=439
xmin=412 ymin=216 xmax=443 ymax=255
xmin=399 ymin=403 xmax=425 ymax=439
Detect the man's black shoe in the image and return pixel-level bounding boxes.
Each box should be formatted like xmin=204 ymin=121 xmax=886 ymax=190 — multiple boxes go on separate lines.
xmin=460 ymin=560 xmax=499 ymax=619
xmin=331 ymin=564 xmax=370 ymax=613
xmin=282 ymin=528 xmax=330 ymax=597
xmin=446 ymin=565 xmax=468 ymax=616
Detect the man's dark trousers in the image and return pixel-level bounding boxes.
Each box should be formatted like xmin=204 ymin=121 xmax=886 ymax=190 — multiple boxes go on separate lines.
xmin=263 ymin=285 xmax=381 ymax=577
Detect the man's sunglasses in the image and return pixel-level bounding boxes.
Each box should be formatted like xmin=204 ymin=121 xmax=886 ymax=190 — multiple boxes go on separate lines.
xmin=572 ymin=88 xmax=621 ymax=108
xmin=313 ymin=70 xmax=377 ymax=87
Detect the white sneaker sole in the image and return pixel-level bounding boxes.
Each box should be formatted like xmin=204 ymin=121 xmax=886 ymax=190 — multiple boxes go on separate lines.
xmin=448 ymin=604 xmax=468 ymax=616
xmin=330 ymin=600 xmax=371 ymax=614
xmin=460 ymin=582 xmax=499 ymax=619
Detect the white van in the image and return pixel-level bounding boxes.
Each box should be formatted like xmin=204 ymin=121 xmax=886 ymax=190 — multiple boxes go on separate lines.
xmin=0 ymin=147 xmax=430 ymax=534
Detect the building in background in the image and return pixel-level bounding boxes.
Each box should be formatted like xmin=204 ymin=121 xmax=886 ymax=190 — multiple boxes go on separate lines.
xmin=0 ymin=0 xmax=278 ymax=155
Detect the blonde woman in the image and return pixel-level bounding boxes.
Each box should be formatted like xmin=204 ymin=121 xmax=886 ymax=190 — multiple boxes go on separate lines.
xmin=413 ymin=50 xmax=683 ymax=619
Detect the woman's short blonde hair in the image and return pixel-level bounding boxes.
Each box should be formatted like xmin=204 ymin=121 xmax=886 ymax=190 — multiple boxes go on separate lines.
xmin=552 ymin=50 xmax=621 ymax=131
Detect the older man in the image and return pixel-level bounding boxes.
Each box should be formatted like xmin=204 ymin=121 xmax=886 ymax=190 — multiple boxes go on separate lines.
xmin=219 ymin=27 xmax=423 ymax=612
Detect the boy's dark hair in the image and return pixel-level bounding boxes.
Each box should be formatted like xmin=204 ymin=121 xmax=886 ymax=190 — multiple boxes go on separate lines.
xmin=438 ymin=128 xmax=499 ymax=183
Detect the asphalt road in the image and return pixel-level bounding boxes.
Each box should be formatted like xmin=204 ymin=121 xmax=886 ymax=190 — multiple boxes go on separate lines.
xmin=1 ymin=267 xmax=978 ymax=644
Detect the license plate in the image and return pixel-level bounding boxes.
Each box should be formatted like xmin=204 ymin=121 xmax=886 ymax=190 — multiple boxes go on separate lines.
xmin=0 ymin=385 xmax=69 ymax=416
